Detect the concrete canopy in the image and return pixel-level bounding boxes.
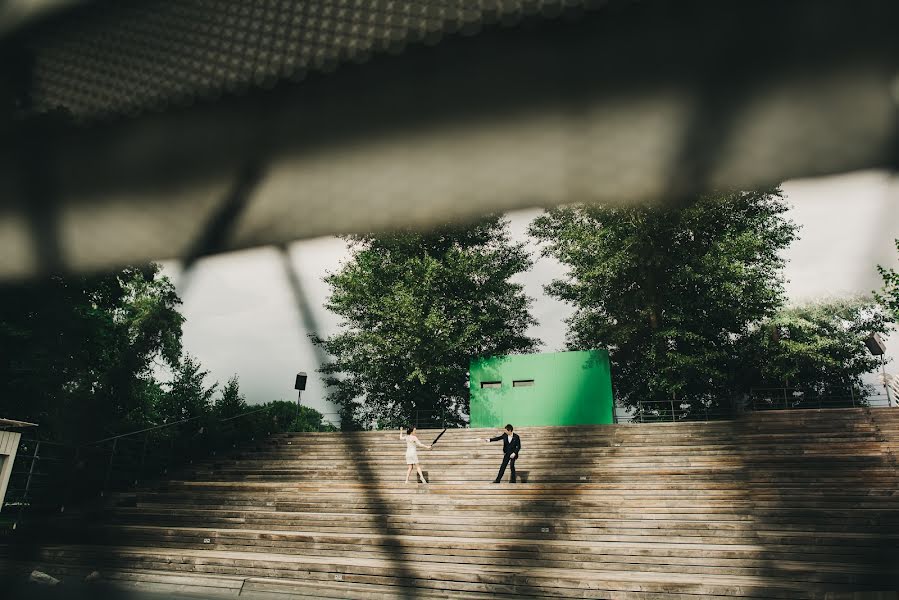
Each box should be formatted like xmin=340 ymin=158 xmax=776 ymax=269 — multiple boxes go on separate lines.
xmin=0 ymin=0 xmax=896 ymax=281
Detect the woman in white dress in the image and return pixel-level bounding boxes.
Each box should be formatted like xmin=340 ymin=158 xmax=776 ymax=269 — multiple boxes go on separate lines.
xmin=400 ymin=426 xmax=431 ymax=484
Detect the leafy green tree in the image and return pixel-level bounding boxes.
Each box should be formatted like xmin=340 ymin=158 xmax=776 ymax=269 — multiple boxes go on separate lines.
xmin=157 ymin=354 xmax=217 ymax=424
xmin=314 ymin=216 xmax=538 ymax=429
xmin=215 ymin=375 xmax=248 ymax=420
xmin=0 ymin=264 xmax=184 ymax=442
xmin=263 ymin=400 xmax=337 ymax=432
xmin=529 ymin=190 xmax=797 ymax=416
xmin=876 ymin=239 xmax=899 ymax=323
xmin=130 ymin=377 xmax=168 ymax=428
xmin=739 ymin=297 xmax=893 ymax=406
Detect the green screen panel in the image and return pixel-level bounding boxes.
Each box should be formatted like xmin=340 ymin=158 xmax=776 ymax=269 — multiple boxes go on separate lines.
xmin=469 ymin=350 xmax=614 ymax=428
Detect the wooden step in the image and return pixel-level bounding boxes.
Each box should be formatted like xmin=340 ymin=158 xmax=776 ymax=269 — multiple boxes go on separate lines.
xmin=6 ymin=409 xmax=898 ymax=599
xmin=22 ymin=544 xmax=899 ymax=598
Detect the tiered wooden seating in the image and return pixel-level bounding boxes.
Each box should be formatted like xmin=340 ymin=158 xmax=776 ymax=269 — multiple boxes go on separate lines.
xmin=870 ymin=406 xmax=899 ymax=461
xmin=6 ymin=408 xmax=899 ymax=598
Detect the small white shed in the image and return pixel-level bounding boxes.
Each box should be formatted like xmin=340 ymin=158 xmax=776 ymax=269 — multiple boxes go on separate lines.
xmin=0 ymin=418 xmax=38 ymax=513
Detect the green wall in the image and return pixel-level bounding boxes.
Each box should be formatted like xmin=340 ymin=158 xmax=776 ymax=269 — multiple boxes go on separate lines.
xmin=469 ymin=350 xmax=614 ymax=428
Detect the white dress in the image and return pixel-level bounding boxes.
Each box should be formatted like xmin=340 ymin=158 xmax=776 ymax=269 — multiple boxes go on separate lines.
xmin=403 ymin=434 xmax=425 ymax=464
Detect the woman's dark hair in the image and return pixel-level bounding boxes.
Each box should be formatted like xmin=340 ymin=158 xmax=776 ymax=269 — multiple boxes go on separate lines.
xmin=505 ymin=424 xmax=514 ymax=432
xmin=406 ymin=426 xmax=415 ymax=435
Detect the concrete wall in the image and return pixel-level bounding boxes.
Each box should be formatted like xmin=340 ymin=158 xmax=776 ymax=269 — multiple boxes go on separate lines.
xmin=469 ymin=350 xmax=614 ymax=428
xmin=0 ymin=431 xmax=22 ymax=513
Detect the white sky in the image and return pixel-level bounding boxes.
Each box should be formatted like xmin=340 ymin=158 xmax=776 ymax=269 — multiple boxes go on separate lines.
xmin=160 ymin=170 xmax=899 ymax=416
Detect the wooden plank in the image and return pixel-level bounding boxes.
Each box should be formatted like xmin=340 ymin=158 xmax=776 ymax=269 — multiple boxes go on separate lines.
xmin=9 ymin=409 xmax=899 ymax=598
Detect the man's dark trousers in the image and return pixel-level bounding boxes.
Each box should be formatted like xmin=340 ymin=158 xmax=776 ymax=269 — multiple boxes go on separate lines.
xmin=490 ymin=432 xmax=521 ymax=483
xmin=495 ymin=453 xmax=517 ymax=483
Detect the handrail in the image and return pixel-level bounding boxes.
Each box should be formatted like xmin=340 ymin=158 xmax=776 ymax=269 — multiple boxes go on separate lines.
xmin=615 ymin=389 xmax=894 ymax=424
xmin=219 ymin=406 xmax=268 ymax=423
xmin=88 ymin=405 xmax=273 ymax=445
xmin=88 ymin=415 xmax=204 ymax=445
xmin=6 ymin=403 xmax=338 ymax=527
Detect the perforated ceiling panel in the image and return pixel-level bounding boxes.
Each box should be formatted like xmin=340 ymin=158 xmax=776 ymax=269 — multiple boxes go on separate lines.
xmin=0 ymin=0 xmax=896 ymax=281
xmin=27 ymin=0 xmax=592 ymax=119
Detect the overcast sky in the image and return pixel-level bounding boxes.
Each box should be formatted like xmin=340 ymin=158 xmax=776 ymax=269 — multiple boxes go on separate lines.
xmin=160 ymin=170 xmax=899 ymax=417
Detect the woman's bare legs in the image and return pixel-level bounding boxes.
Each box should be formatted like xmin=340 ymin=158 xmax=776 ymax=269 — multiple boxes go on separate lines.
xmin=405 ymin=464 xmax=414 ymax=484
xmin=416 ymin=464 xmax=427 ymax=484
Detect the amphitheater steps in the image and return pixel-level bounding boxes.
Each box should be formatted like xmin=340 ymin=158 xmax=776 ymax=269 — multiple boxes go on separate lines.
xmin=869 ymin=408 xmax=899 ymax=459
xmin=21 ymin=544 xmax=898 ymax=598
xmin=72 ymin=525 xmax=898 ymax=573
xmin=6 ymin=408 xmax=899 ymax=598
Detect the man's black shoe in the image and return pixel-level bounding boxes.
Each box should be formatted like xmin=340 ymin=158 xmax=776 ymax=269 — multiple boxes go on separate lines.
xmin=510 ymin=480 xmax=517 ymax=484
xmin=491 ymin=480 xmax=500 ymax=484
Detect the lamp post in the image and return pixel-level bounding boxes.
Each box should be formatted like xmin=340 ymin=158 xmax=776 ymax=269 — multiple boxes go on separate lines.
xmin=864 ymin=333 xmax=891 ymax=408
xmin=294 ymin=372 xmax=307 ymax=418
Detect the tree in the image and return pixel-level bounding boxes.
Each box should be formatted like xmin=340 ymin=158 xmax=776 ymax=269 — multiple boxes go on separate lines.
xmin=739 ymin=297 xmax=893 ymax=407
xmin=215 ymin=375 xmax=248 ymax=420
xmin=529 ymin=189 xmax=797 ymax=416
xmin=876 ymin=239 xmax=899 ymax=323
xmin=94 ymin=265 xmax=185 ymax=430
xmin=263 ymin=400 xmax=337 ymax=432
xmin=0 ymin=264 xmax=184 ymax=442
xmin=157 ymin=354 xmax=217 ymax=424
xmin=314 ymin=216 xmax=538 ymax=429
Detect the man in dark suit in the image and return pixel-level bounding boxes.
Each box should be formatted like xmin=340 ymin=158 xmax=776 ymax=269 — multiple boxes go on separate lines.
xmin=485 ymin=423 xmax=521 ymax=483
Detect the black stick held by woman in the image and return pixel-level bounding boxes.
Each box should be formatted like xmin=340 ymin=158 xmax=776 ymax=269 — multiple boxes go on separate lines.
xmin=431 ymin=428 xmax=447 ymax=446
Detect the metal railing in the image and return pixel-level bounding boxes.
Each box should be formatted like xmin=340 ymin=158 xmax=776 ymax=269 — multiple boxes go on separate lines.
xmin=414 ymin=410 xmax=447 ymax=429
xmin=615 ymin=389 xmax=895 ymax=424
xmin=616 ymin=398 xmax=738 ymax=424
xmin=3 ymin=437 xmax=75 ymax=527
xmin=413 ymin=410 xmax=469 ymax=430
xmin=318 ymin=412 xmax=342 ymax=429
xmin=747 ymin=387 xmax=892 ymax=411
xmin=4 ymin=406 xmax=277 ymax=527
xmin=8 ymin=389 xmax=892 ymax=523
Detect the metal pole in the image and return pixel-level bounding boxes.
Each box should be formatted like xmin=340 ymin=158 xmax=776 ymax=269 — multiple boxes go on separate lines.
xmin=883 ymin=357 xmax=893 ymax=408
xmin=102 ymin=438 xmax=118 ymax=497
xmin=15 ymin=440 xmax=41 ymax=529
xmin=138 ymin=431 xmax=150 ymax=485
xmin=296 ymin=389 xmax=302 ymax=422
xmin=670 ymin=393 xmax=675 ymax=422
xmin=165 ymin=435 xmax=175 ymax=475
xmin=22 ymin=441 xmax=41 ymax=505
xmin=64 ymin=445 xmax=80 ymax=511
